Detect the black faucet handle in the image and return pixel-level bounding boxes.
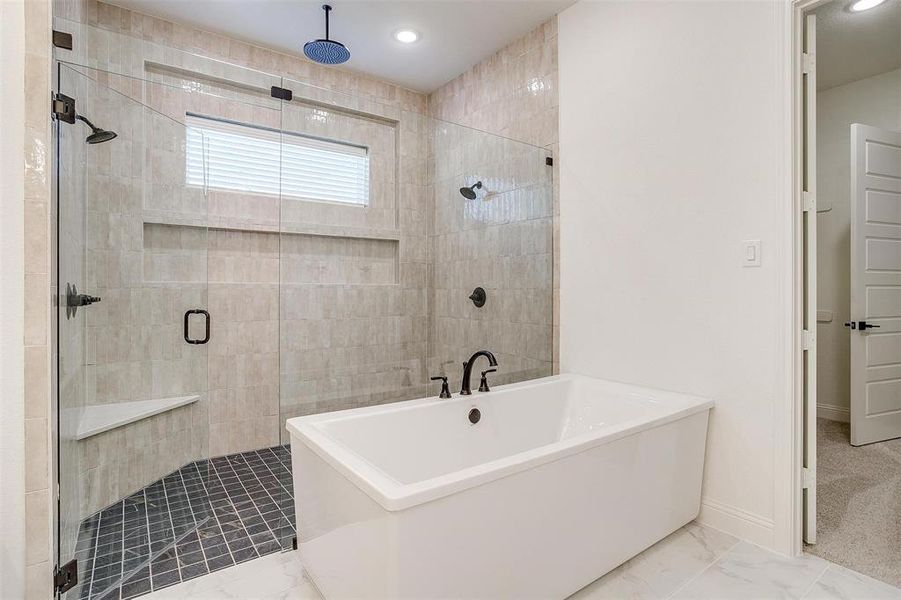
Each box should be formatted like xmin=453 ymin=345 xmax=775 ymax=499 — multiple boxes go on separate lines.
xmin=430 ymin=375 xmax=452 ymax=399
xmin=478 ymin=368 xmax=497 ymax=393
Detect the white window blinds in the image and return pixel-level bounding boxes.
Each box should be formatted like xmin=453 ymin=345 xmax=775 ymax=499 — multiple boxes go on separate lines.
xmin=185 ymin=113 xmax=369 ymax=206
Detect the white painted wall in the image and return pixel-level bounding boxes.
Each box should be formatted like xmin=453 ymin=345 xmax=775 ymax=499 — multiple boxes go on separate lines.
xmin=816 ymin=68 xmax=901 ymax=422
xmin=559 ymin=0 xmax=792 ymax=551
xmin=0 ymin=0 xmax=27 ymax=595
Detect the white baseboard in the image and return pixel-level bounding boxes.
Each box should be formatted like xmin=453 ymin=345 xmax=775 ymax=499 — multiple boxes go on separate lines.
xmin=697 ymin=497 xmax=775 ymax=550
xmin=817 ymin=403 xmax=850 ymax=423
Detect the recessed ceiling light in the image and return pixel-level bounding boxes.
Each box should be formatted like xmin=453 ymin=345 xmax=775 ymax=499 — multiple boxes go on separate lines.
xmin=394 ymin=30 xmax=419 ymax=44
xmin=849 ymin=0 xmax=886 ymax=11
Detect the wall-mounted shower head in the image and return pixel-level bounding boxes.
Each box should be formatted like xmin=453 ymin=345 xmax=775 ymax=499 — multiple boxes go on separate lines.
xmin=304 ymin=5 xmax=351 ymax=65
xmin=459 ymin=181 xmax=483 ymax=200
xmin=76 ymin=114 xmax=117 ymax=144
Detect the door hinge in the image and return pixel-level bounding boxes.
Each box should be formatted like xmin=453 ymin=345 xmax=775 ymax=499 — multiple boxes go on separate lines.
xmin=52 ymin=30 xmax=73 ymax=50
xmin=270 ymin=86 xmax=293 ymax=101
xmin=545 ymin=157 xmax=554 ymax=167
xmin=54 ymin=559 xmax=78 ymax=594
xmin=802 ymin=329 xmax=815 ymax=351
xmin=52 ymin=93 xmax=76 ymax=124
xmin=802 ymin=466 xmax=815 ymax=489
xmin=802 ymin=52 xmax=815 ymax=75
xmin=802 ymin=191 xmax=815 ymax=213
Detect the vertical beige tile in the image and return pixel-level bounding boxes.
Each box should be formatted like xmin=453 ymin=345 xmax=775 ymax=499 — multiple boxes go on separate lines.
xmin=25 ymin=490 xmax=50 ymax=566
xmin=24 ymin=418 xmax=49 ymax=493
xmin=25 ymin=561 xmax=52 ymax=600
xmin=24 ymin=345 xmax=48 ymax=419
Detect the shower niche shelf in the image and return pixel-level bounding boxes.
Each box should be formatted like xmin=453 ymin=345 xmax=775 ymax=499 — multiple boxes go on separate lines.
xmin=142 ymin=210 xmax=402 ymax=241
xmin=75 ymin=395 xmax=200 ymax=441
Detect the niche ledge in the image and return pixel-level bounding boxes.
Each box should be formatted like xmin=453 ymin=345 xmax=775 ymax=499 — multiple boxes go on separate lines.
xmin=142 ymin=210 xmax=402 ymax=242
xmin=75 ymin=395 xmax=200 ymax=441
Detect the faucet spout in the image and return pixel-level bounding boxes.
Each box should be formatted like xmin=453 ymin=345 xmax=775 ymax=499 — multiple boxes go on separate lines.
xmin=460 ymin=350 xmax=498 ymax=395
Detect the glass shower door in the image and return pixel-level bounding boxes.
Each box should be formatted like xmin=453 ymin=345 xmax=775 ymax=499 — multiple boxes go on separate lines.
xmin=56 ymin=63 xmax=212 ymax=599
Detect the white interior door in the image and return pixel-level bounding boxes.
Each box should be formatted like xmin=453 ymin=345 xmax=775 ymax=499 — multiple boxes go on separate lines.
xmin=850 ymin=123 xmax=901 ymax=446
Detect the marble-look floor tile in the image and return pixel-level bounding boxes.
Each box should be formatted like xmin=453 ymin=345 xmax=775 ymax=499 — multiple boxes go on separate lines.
xmin=143 ymin=551 xmax=321 ymax=600
xmin=672 ymin=542 xmax=830 ymax=600
xmin=569 ymin=522 xmax=739 ymax=600
xmin=802 ymin=564 xmax=901 ymax=600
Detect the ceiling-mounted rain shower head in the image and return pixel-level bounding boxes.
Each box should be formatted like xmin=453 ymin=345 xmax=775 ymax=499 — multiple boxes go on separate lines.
xmin=75 ymin=114 xmax=117 ymax=144
xmin=459 ymin=181 xmax=483 ymax=200
xmin=304 ymin=5 xmax=351 ymax=65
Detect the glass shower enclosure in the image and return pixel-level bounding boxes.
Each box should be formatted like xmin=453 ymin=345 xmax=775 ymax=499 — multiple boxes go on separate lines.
xmin=53 ymin=50 xmax=553 ymax=600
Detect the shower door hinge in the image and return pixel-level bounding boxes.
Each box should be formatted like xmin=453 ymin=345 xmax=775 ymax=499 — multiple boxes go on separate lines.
xmin=270 ymin=86 xmax=293 ymax=101
xmin=802 ymin=52 xmax=815 ymax=75
xmin=802 ymin=329 xmax=815 ymax=351
xmin=52 ymin=30 xmax=73 ymax=50
xmin=52 ymin=93 xmax=76 ymax=124
xmin=53 ymin=559 xmax=78 ymax=594
xmin=545 ymin=157 xmax=554 ymax=167
xmin=802 ymin=192 xmax=815 ymax=213
xmin=802 ymin=466 xmax=815 ymax=489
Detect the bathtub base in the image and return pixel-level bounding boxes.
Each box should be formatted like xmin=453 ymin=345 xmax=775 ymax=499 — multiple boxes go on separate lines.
xmin=291 ymin=410 xmax=709 ymax=599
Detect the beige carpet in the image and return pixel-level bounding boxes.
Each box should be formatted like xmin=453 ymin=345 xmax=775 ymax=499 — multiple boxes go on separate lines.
xmin=805 ymin=418 xmax=901 ymax=587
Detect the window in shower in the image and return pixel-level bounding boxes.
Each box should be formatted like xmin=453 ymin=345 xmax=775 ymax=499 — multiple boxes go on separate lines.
xmin=185 ymin=113 xmax=370 ymax=206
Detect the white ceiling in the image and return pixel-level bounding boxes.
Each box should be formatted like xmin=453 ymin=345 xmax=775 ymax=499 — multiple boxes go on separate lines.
xmin=813 ymin=0 xmax=901 ymax=90
xmin=107 ymin=0 xmax=573 ymax=93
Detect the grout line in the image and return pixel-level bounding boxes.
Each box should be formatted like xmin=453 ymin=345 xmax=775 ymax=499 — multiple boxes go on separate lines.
xmin=664 ymin=539 xmax=743 ymax=600
xmin=207 ymin=455 xmax=271 ymax=556
xmin=175 ymin=465 xmax=212 ymax=575
xmin=118 ymin=501 xmax=125 ymax=595
xmin=84 ymin=513 xmax=102 ymax=599
xmin=249 ymin=448 xmax=295 ymax=535
xmin=220 ymin=453 xmax=284 ymax=549
xmin=188 ymin=461 xmax=239 ymax=569
xmin=160 ymin=471 xmax=184 ymax=586
xmin=142 ymin=488 xmax=155 ymax=591
xmin=798 ymin=561 xmax=832 ymax=600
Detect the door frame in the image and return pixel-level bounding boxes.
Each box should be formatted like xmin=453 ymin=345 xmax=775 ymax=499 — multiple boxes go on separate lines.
xmin=783 ymin=0 xmax=835 ymax=558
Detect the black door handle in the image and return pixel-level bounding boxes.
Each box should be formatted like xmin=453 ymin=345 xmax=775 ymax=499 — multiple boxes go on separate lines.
xmin=846 ymin=320 xmax=880 ymax=331
xmin=184 ymin=309 xmax=210 ymax=344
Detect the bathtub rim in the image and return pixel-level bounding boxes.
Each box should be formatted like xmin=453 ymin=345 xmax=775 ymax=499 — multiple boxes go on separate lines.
xmin=286 ymin=374 xmax=714 ymax=512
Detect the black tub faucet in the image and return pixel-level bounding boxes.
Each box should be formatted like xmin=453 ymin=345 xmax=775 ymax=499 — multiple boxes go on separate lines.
xmin=460 ymin=350 xmax=498 ymax=395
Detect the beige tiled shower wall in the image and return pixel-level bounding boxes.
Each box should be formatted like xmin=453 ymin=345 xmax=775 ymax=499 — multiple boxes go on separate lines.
xmin=50 ymin=0 xmax=432 ymax=521
xmin=426 ymin=17 xmax=560 ymax=379
xmin=24 ymin=0 xmax=54 ymax=597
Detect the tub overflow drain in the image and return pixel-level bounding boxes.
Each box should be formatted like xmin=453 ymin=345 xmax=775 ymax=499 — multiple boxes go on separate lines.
xmin=469 ymin=408 xmax=481 ymax=424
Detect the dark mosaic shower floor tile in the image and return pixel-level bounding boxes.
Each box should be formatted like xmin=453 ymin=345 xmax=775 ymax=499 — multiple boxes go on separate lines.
xmin=70 ymin=445 xmax=296 ymax=600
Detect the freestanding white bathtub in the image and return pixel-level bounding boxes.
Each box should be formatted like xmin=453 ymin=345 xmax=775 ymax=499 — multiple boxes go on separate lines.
xmin=286 ymin=374 xmax=713 ymax=599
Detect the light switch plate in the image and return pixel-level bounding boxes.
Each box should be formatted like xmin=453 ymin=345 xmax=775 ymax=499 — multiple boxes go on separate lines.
xmin=742 ymin=240 xmax=761 ymax=267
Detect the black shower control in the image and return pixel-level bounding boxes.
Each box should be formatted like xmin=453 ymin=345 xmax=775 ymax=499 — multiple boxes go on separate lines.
xmin=469 ymin=287 xmax=486 ymax=308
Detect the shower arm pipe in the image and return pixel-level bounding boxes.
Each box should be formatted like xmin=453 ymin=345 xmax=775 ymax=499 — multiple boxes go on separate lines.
xmin=75 ymin=114 xmax=97 ymax=130
xmin=324 ymin=4 xmax=331 ymax=39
